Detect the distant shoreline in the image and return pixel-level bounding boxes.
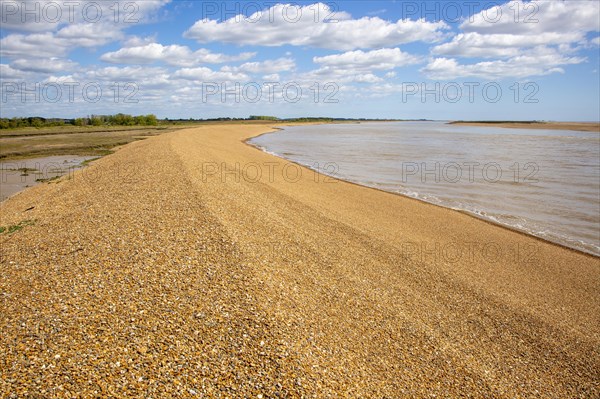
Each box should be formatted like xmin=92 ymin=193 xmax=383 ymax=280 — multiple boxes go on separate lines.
xmin=449 ymin=121 xmax=600 ymax=132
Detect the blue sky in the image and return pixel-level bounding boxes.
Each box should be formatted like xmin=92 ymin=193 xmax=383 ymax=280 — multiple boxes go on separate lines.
xmin=1 ymin=0 xmax=599 ymax=120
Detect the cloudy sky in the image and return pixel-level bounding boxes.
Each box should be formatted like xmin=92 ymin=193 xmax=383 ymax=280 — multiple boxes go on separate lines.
xmin=1 ymin=0 xmax=599 ymax=120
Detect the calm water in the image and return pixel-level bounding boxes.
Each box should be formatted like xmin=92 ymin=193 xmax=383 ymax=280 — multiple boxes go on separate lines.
xmin=251 ymin=122 xmax=600 ymax=256
xmin=0 ymin=155 xmax=94 ymax=202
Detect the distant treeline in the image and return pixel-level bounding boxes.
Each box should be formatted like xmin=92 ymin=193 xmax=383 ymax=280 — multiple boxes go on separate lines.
xmin=1 ymin=115 xmax=407 ymax=129
xmin=0 ymin=114 xmax=158 ymax=129
xmin=75 ymin=114 xmax=158 ymax=126
xmin=449 ymin=120 xmax=542 ymax=124
xmin=0 ymin=117 xmax=67 ymax=129
xmin=285 ymin=117 xmax=335 ymax=122
xmin=248 ymin=115 xmax=279 ymax=120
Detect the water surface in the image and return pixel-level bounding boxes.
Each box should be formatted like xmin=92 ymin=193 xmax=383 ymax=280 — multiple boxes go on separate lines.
xmin=0 ymin=155 xmax=95 ymax=202
xmin=251 ymin=122 xmax=600 ymax=256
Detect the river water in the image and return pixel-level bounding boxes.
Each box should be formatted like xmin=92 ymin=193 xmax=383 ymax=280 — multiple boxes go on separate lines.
xmin=250 ymin=122 xmax=600 ymax=256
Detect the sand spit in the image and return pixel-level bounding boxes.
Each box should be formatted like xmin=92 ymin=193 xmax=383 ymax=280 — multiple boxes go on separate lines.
xmin=1 ymin=124 xmax=598 ymax=397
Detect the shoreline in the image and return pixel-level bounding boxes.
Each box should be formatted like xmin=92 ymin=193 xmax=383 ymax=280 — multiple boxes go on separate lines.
xmin=3 ymin=121 xmax=598 ymax=256
xmin=245 ymin=125 xmax=599 ymax=259
xmin=449 ymin=121 xmax=600 ymax=132
xmin=1 ymin=124 xmax=598 ymax=396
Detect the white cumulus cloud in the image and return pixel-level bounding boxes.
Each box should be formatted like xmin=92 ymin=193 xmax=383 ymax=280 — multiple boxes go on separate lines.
xmin=425 ymin=0 xmax=599 ymax=79
xmin=0 ymin=0 xmax=171 ymax=32
xmin=100 ymin=43 xmax=255 ymax=66
xmin=10 ymin=58 xmax=78 ymax=73
xmin=462 ymin=0 xmax=600 ymax=35
xmin=422 ymin=47 xmax=585 ymax=80
xmin=432 ymin=31 xmax=585 ymax=59
xmin=184 ymin=2 xmax=448 ymax=50
xmin=173 ymin=67 xmax=248 ymax=82
xmin=222 ymin=58 xmax=296 ymax=74
xmin=313 ymin=48 xmax=420 ymax=70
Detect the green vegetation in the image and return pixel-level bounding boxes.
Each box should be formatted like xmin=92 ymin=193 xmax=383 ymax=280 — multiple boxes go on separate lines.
xmin=1 ymin=115 xmax=406 ymax=131
xmin=285 ymin=117 xmax=335 ymax=122
xmin=1 ymin=113 xmax=159 ymax=129
xmin=0 ymin=127 xmax=178 ymax=160
xmin=74 ymin=113 xmax=159 ymax=127
xmin=249 ymin=115 xmax=279 ymax=121
xmin=35 ymin=175 xmax=61 ymax=183
xmin=0 ymin=117 xmax=66 ymax=129
xmin=0 ymin=220 xmax=36 ymax=235
xmin=80 ymin=157 xmax=101 ymax=167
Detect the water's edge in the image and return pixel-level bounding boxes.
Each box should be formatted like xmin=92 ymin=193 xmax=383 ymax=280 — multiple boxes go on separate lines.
xmin=246 ymin=125 xmax=599 ymax=258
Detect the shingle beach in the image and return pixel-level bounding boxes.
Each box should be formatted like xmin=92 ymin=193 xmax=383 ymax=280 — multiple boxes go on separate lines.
xmin=1 ymin=124 xmax=598 ymax=397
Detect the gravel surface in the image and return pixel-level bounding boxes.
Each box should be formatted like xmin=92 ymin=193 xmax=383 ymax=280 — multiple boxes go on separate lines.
xmin=1 ymin=124 xmax=599 ymax=398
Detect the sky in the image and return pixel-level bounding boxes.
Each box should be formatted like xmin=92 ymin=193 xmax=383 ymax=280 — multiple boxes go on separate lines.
xmin=1 ymin=0 xmax=599 ymax=120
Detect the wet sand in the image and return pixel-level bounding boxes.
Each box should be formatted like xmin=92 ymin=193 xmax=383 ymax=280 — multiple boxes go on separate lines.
xmin=1 ymin=124 xmax=598 ymax=397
